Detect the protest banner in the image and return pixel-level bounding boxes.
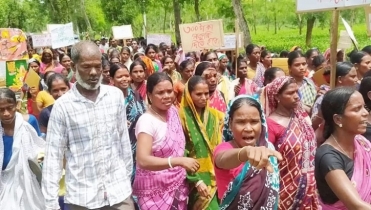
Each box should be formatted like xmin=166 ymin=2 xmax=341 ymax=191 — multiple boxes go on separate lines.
xmin=32 ymin=34 xmax=52 ymax=48
xmin=0 ymin=60 xmax=27 ymax=89
xmin=297 ymin=0 xmax=371 ymax=12
xmin=179 ymin=20 xmax=224 ymax=52
xmin=47 ymin=24 xmax=63 ymax=33
xmin=219 ymin=33 xmax=243 ymax=50
xmin=0 ymin=28 xmax=28 ymax=61
xmin=112 ymin=25 xmax=134 ymax=39
xmin=272 ymin=58 xmax=289 ymax=75
xmin=50 ymin=22 xmax=75 ymax=49
xmin=147 ymin=34 xmax=172 ymax=46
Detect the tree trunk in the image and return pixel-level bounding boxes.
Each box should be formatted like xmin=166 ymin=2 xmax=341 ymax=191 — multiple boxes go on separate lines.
xmin=194 ymin=0 xmax=200 ymax=21
xmin=305 ymin=16 xmax=316 ymax=47
xmin=163 ymin=5 xmax=167 ymax=33
xmin=232 ymin=0 xmax=252 ymax=45
xmin=80 ymin=0 xmax=92 ymax=31
xmin=297 ymin=14 xmax=303 ymax=35
xmin=274 ymin=12 xmax=277 ymax=34
xmin=173 ymin=0 xmax=182 ymax=45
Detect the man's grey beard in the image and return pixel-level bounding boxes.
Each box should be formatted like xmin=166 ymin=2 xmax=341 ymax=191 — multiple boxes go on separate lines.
xmin=75 ymin=70 xmax=103 ymax=90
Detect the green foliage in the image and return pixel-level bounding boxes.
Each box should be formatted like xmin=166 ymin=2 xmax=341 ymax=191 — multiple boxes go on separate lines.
xmin=0 ymin=0 xmax=369 ymax=52
xmin=252 ymin=24 xmax=370 ymax=53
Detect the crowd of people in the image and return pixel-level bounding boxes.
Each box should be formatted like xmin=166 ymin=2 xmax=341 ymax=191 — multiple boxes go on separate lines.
xmin=1 ymin=36 xmax=371 ymax=210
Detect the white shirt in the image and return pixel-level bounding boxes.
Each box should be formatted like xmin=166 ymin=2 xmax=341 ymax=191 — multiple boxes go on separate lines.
xmin=42 ymin=84 xmax=133 ymax=209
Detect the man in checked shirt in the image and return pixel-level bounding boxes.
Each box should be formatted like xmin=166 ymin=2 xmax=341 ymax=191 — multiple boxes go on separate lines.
xmin=42 ymin=41 xmax=135 ymax=210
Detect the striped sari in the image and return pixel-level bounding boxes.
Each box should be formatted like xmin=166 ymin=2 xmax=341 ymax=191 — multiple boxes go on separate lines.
xmin=262 ymin=76 xmax=319 ymax=210
xmin=179 ymin=81 xmax=224 ymax=210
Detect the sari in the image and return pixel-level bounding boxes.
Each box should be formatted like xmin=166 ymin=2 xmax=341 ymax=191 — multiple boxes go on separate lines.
xmin=125 ymin=89 xmax=146 ymax=183
xmin=217 ymin=75 xmax=230 ymax=103
xmin=133 ymin=106 xmax=188 ymax=210
xmin=220 ymin=95 xmax=280 ymax=210
xmin=131 ymin=81 xmax=147 ymax=103
xmin=0 ymin=112 xmax=45 ymax=210
xmin=319 ymin=135 xmax=371 ymax=209
xmin=179 ymin=81 xmax=224 ymax=210
xmin=247 ymin=63 xmax=265 ymax=88
xmin=229 ymin=78 xmax=258 ymax=100
xmin=209 ymin=90 xmax=227 ymax=113
xmin=40 ymin=49 xmax=60 ymax=74
xmin=261 ymin=76 xmax=319 ymax=210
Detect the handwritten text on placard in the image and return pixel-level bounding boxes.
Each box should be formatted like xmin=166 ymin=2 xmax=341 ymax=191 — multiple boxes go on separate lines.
xmin=32 ymin=34 xmax=52 ymax=48
xmin=179 ymin=20 xmax=224 ymax=52
xmin=50 ymin=22 xmax=75 ymax=49
xmin=297 ymin=0 xmax=371 ymax=12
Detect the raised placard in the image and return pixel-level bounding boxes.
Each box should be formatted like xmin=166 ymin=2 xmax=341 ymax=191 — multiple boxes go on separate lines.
xmin=296 ymin=0 xmax=371 ymax=13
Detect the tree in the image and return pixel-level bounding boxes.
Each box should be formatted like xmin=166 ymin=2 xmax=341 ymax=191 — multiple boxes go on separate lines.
xmin=232 ymin=0 xmax=251 ymax=45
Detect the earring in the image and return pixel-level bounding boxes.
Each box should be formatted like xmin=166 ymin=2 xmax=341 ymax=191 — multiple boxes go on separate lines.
xmin=339 ymin=124 xmax=343 ymax=128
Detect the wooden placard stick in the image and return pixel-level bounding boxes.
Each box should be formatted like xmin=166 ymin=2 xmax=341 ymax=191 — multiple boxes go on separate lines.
xmin=330 ymin=9 xmax=339 ymax=89
xmin=235 ymin=19 xmax=240 ymax=77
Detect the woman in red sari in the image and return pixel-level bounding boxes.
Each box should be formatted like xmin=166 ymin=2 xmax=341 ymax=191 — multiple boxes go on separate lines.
xmin=261 ymin=76 xmax=319 ymax=209
xmin=194 ymin=62 xmax=226 ymax=113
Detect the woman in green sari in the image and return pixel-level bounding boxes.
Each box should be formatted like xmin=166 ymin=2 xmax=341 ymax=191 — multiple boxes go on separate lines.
xmin=179 ymin=75 xmax=224 ymax=210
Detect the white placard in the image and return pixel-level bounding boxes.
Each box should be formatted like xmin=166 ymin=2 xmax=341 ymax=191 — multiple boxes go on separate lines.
xmin=341 ymin=18 xmax=358 ymax=45
xmin=147 ymin=34 xmax=171 ymax=46
xmin=32 ymin=34 xmax=52 ymax=48
xmin=296 ymin=0 xmax=371 ymax=12
xmin=47 ymin=24 xmax=63 ymax=33
xmin=338 ymin=30 xmax=352 ymax=49
xmin=50 ymin=22 xmax=75 ymax=49
xmin=112 ymin=25 xmax=133 ymax=39
xmin=219 ymin=33 xmax=243 ymax=50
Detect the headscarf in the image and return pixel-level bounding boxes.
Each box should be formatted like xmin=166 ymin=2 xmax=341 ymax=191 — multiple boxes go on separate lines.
xmin=220 ymin=95 xmax=279 ymax=209
xmin=139 ymin=55 xmax=155 ymax=77
xmin=223 ymin=95 xmax=267 ymax=145
xmin=217 ymin=53 xmax=227 ymax=60
xmin=53 ymin=65 xmax=65 ymax=74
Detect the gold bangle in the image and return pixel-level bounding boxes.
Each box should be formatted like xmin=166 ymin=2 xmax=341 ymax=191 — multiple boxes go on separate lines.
xmin=237 ymin=147 xmax=245 ymax=162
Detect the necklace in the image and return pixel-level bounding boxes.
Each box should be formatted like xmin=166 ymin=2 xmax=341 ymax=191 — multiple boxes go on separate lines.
xmin=331 ymin=134 xmax=352 ymax=159
xmin=274 ymin=111 xmax=291 ymax=118
xmin=150 ymin=106 xmax=166 ymax=122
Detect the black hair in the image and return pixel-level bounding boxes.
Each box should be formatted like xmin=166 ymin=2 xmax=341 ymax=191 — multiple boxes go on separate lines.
xmin=161 ymin=55 xmax=173 ymax=66
xmin=288 ymin=51 xmax=305 ymax=67
xmin=362 ymin=45 xmax=371 ymax=55
xmin=305 ymin=49 xmax=319 ymax=59
xmin=129 ymin=60 xmax=146 ymax=74
xmin=145 ymin=44 xmax=158 ymax=55
xmin=232 ymin=56 xmax=248 ymax=71
xmin=179 ymin=59 xmax=194 ymax=72
xmin=0 ymin=88 xmax=17 ymax=104
xmin=350 ymin=51 xmax=368 ymax=64
xmin=120 ymin=46 xmax=131 ymax=54
xmin=245 ymin=44 xmax=259 ymax=55
xmin=47 ymin=73 xmax=70 ymax=92
xmin=335 ymin=62 xmax=354 ymax=77
xmin=185 ymin=52 xmax=197 ymax=58
xmin=279 ymin=50 xmax=289 ymax=58
xmin=109 ymin=49 xmax=120 ymax=60
xmin=321 ymin=87 xmax=357 ymax=139
xmin=264 ymin=67 xmax=284 ymax=86
xmin=261 ymin=50 xmax=270 ymax=59
xmin=312 ymin=55 xmax=326 ymax=69
xmin=146 ymin=72 xmax=173 ymax=94
xmin=194 ymin=62 xmax=215 ymax=76
xmin=109 ymin=63 xmax=128 ymax=78
xmin=229 ymin=97 xmax=262 ymax=120
xmin=133 ymin=53 xmax=144 ymax=61
xmin=202 ymin=51 xmax=217 ymax=61
xmin=59 ymin=53 xmax=70 ymax=63
xmin=359 ymin=76 xmax=371 ymax=109
xmin=43 ymin=71 xmax=55 ymax=81
xmin=187 ymin=76 xmax=206 ymax=93
xmin=102 ymin=59 xmax=110 ymax=68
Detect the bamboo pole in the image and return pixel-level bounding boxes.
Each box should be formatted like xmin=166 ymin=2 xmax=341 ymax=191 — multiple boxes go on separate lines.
xmin=235 ymin=19 xmax=240 ymax=76
xmin=330 ymin=10 xmax=340 ymax=89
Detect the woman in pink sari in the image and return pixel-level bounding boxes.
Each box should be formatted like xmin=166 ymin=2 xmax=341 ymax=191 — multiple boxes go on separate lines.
xmin=134 ymin=72 xmax=200 ymax=210
xmin=229 ymin=57 xmax=259 ymax=100
xmin=316 ymin=87 xmax=371 ymax=210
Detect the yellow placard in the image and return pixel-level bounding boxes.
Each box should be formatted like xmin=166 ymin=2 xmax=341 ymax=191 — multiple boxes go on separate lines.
xmin=24 ymin=69 xmax=41 ymax=88
xmin=272 ymin=58 xmax=289 ymax=75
